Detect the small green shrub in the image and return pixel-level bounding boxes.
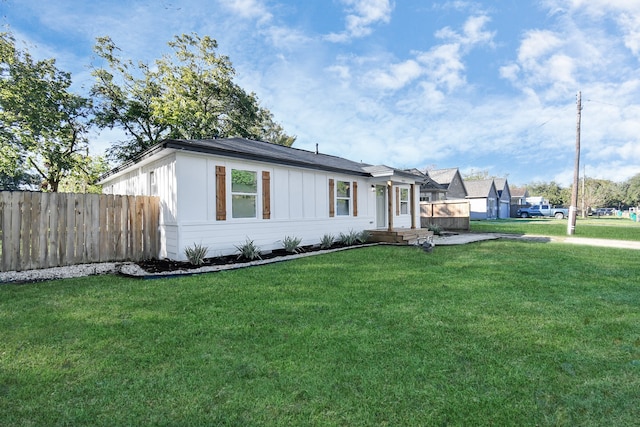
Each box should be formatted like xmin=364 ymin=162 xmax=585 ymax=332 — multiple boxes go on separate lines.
xmin=184 ymin=243 xmax=208 ymax=265
xmin=339 ymin=229 xmax=361 ymax=246
xmin=357 ymin=230 xmax=370 ymax=243
xmin=427 ymin=223 xmax=443 ymax=235
xmin=235 ymin=238 xmax=262 ymax=261
xmin=320 ymin=233 xmax=334 ymax=249
xmin=282 ymin=236 xmax=302 ymax=253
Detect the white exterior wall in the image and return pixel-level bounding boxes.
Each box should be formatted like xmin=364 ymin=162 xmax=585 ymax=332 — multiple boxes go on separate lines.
xmin=101 ymin=150 xmax=421 ymax=261
xmin=469 ymin=197 xmax=498 ymax=220
xmin=469 ymin=198 xmax=487 ymax=220
xmin=169 ymin=153 xmax=379 ymax=260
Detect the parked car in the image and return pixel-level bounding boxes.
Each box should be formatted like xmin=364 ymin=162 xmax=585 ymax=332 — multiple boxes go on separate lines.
xmin=593 ymin=207 xmax=615 ymax=216
xmin=516 ymin=204 xmax=569 ymax=219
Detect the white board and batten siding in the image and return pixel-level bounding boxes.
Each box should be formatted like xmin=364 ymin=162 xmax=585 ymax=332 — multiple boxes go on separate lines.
xmin=103 ymin=150 xmax=417 ymax=261
xmin=173 ymin=153 xmax=376 ymax=260
xmin=103 ymin=153 xmax=178 ymax=258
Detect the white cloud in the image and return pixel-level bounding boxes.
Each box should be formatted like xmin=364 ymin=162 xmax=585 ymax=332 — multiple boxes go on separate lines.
xmin=516 ymin=30 xmax=563 ymax=67
xmin=353 ymin=13 xmax=493 ymax=93
xmin=263 ymin=26 xmax=312 ymax=50
xmin=217 ymin=0 xmax=273 ymax=23
xmin=541 ymin=1 xmax=640 ymax=58
xmin=417 ymin=44 xmax=466 ymax=92
xmin=325 ymin=0 xmax=394 ymax=42
xmin=618 ymin=12 xmax=640 ymax=56
xmin=499 ymin=63 xmax=520 ymax=81
xmin=365 ymin=59 xmax=423 ymax=90
xmin=436 ymin=14 xmax=495 ymax=47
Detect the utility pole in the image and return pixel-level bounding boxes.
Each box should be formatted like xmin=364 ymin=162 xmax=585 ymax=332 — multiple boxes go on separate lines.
xmin=580 ymin=165 xmax=587 ymax=218
xmin=567 ymin=91 xmax=581 ymax=235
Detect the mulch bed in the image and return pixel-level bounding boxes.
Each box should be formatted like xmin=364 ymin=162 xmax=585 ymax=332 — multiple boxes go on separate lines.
xmin=136 ymin=243 xmax=357 ymax=273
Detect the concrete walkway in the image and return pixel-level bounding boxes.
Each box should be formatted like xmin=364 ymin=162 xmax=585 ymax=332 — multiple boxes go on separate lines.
xmin=433 ymin=232 xmax=640 ymax=250
xmin=562 ymin=237 xmax=640 ymax=250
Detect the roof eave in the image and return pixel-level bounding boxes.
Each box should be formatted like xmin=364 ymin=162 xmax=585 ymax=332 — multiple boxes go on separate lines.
xmin=165 ymin=139 xmax=371 ymax=177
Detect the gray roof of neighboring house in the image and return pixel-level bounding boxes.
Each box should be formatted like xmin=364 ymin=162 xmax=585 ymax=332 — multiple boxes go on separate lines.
xmin=493 ymin=178 xmax=510 ymax=198
xmin=494 ymin=178 xmax=507 ymax=189
xmin=421 ymin=176 xmax=448 ymax=191
xmin=401 ymin=168 xmax=447 ymax=191
xmin=100 ymin=137 xmax=418 ymax=181
xmin=428 ymin=168 xmax=459 ymax=186
xmin=464 ymin=179 xmax=497 ymax=198
xmin=510 ymin=187 xmax=528 ymax=198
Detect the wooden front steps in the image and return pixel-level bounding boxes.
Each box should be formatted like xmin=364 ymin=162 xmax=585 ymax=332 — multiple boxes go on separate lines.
xmin=367 ymin=229 xmax=434 ymax=245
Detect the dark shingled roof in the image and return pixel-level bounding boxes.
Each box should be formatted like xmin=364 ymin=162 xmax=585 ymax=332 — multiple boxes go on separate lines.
xmin=101 ymin=137 xmax=418 ymax=181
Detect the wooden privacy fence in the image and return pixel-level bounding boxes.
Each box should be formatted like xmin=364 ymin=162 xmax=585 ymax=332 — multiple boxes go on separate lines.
xmin=0 ymin=192 xmax=159 ymax=272
xmin=420 ymin=200 xmax=470 ymax=231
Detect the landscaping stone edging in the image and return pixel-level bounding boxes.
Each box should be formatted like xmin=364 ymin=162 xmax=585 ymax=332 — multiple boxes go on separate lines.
xmin=118 ymin=243 xmax=382 ymax=279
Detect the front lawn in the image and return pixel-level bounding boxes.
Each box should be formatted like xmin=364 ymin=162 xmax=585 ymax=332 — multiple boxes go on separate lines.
xmin=1 ymin=242 xmax=639 ymax=426
xmin=471 ymin=217 xmax=640 ymax=240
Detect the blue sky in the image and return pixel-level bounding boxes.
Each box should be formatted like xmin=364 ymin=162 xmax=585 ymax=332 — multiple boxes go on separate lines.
xmin=2 ymin=0 xmax=640 ymax=186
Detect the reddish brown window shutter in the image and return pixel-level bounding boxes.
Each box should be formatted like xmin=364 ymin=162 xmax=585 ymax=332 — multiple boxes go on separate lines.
xmin=262 ymin=171 xmax=271 ymax=219
xmin=329 ymin=179 xmax=335 ymax=217
xmin=352 ymin=181 xmax=358 ymax=217
xmin=216 ymin=166 xmax=226 ymax=221
xmin=395 ymin=187 xmax=400 ymax=216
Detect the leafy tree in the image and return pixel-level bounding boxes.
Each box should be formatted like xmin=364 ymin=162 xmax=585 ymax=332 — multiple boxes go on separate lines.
xmin=250 ymin=104 xmax=296 ymax=147
xmin=462 ymin=169 xmax=491 ymax=181
xmin=526 ymin=181 xmax=569 ymax=206
xmin=0 ymin=170 xmax=39 ymax=190
xmin=91 ymin=33 xmax=295 ymax=163
xmin=153 ymin=34 xmax=256 ymax=140
xmin=58 ymin=154 xmax=110 ymax=194
xmin=623 ymin=173 xmax=640 ymax=206
xmin=91 ymin=36 xmax=168 ymax=163
xmin=579 ymin=178 xmax=621 ymax=210
xmin=0 ymin=32 xmax=92 ymax=192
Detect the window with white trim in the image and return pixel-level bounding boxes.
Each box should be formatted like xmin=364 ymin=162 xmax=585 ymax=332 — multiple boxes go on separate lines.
xmin=336 ymin=180 xmax=351 ymax=216
xmin=400 ymin=188 xmax=409 ymax=214
xmin=231 ymin=169 xmax=258 ymax=218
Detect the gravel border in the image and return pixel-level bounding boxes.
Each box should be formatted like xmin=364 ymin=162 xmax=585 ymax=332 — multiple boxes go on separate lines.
xmin=4 ymin=234 xmax=638 ymax=284
xmin=0 ymin=244 xmax=382 ymax=284
xmin=0 ymin=262 xmax=125 ymax=284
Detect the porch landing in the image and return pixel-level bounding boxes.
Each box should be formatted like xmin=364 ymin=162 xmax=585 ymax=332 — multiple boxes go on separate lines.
xmin=367 ymin=228 xmax=434 ymax=245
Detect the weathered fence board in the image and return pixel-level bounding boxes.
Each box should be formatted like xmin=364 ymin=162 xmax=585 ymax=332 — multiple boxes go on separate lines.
xmin=0 ymin=191 xmax=160 ymax=272
xmin=420 ymin=200 xmax=471 ymax=231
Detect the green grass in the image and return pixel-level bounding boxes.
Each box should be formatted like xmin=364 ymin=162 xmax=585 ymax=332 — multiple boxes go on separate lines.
xmin=1 ymin=243 xmax=639 ymax=426
xmin=471 ymin=217 xmax=640 ymax=240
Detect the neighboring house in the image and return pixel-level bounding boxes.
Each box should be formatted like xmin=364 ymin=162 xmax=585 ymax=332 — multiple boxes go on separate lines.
xmin=428 ymin=168 xmax=468 ymax=200
xmin=99 ymin=138 xmax=423 ymax=261
xmin=416 ymin=172 xmax=448 ymax=202
xmin=464 ymin=179 xmax=499 ymax=220
xmin=510 ymin=186 xmax=529 ymax=205
xmin=510 ymin=186 xmax=529 ymax=217
xmin=493 ymin=178 xmax=511 ymax=219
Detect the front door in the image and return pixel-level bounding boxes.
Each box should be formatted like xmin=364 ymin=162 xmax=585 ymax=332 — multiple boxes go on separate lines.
xmin=376 ymin=185 xmax=386 ymax=228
